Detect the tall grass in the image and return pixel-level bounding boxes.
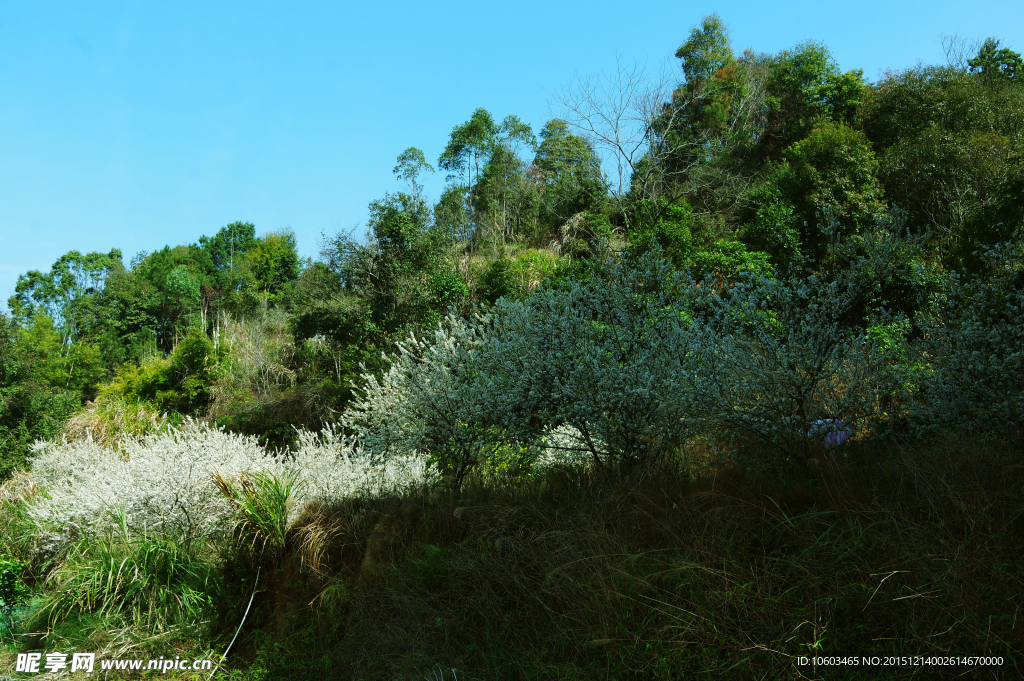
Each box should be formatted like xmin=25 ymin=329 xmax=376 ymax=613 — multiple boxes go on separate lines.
xmin=212 ymin=468 xmax=303 ymax=562
xmin=210 ymin=437 xmax=1022 ymax=680
xmin=31 ymin=507 xmax=219 ymax=632
xmin=60 ymin=396 xmax=173 ymax=447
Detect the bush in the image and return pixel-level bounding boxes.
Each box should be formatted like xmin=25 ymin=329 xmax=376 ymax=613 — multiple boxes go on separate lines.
xmin=100 ymin=327 xmax=218 ymax=415
xmin=346 ymin=252 xmax=704 ymax=478
xmin=479 ymin=258 xmax=522 ymax=304
xmin=347 ymin=220 xmax=932 ymax=477
xmin=911 ymin=234 xmax=1024 ymax=440
xmin=24 ymin=422 xmax=433 ymax=556
xmin=0 ymin=555 xmax=28 ymax=617
xmin=0 ymin=389 xmax=78 ymax=480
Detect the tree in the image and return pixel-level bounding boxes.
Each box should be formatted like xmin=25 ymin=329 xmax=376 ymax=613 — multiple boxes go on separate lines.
xmin=197 ymin=222 xmax=257 ymax=277
xmin=553 ymin=16 xmax=766 ymax=228
xmin=783 ymin=121 xmax=886 ymax=238
xmin=319 ymin=192 xmax=454 ymax=346
xmin=8 ymin=249 xmax=123 ymax=344
xmin=553 ymin=57 xmax=679 ymax=217
xmin=533 ymin=119 xmax=607 ymax=237
xmin=760 ymin=41 xmax=866 ymax=161
xmin=969 ymin=38 xmax=1023 ymax=85
xmin=438 ymin=110 xmax=535 ymax=184
xmin=247 ymin=230 xmax=301 ymax=301
xmin=130 ymin=246 xmax=212 ymax=349
xmin=0 ymin=312 xmax=79 ymax=479
xmin=860 ymin=65 xmax=1024 ymax=266
xmin=438 ymin=108 xmax=500 ymax=186
xmin=652 ymin=18 xmax=769 ymax=216
xmin=675 ymin=13 xmax=735 ymax=86
xmin=393 ymin=147 xmax=434 ymax=199
xmin=166 ymin=265 xmax=202 ymax=331
xmin=438 ymin=109 xmax=537 ymax=243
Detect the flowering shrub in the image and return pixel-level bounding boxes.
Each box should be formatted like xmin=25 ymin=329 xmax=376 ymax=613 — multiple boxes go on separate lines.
xmin=344 ymin=250 xmax=709 ymax=478
xmin=345 ymin=220 xmax=929 ymax=474
xmin=24 ymin=421 xmax=432 ymax=553
xmin=686 ymin=222 xmax=921 ymax=462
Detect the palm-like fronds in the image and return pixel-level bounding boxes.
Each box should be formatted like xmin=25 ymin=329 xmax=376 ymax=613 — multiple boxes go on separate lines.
xmin=212 ymin=468 xmax=303 ymax=562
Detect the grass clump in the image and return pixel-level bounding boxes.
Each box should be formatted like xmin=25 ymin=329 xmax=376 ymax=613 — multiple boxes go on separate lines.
xmin=60 ymin=395 xmax=174 ymax=447
xmin=31 ymin=507 xmax=220 ymax=634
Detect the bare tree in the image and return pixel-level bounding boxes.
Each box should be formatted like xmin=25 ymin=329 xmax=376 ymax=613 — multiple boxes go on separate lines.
xmin=941 ymin=34 xmax=982 ymax=71
xmin=550 ymin=57 xmax=675 ymax=213
xmin=551 ymin=53 xmax=768 ymax=228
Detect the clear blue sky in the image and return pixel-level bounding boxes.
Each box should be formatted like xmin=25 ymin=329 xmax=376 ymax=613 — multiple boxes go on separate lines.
xmin=2 ymin=0 xmax=1021 ymax=307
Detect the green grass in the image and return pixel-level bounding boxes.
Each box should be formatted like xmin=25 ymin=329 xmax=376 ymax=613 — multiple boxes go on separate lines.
xmin=31 ymin=507 xmax=220 ymax=635
xmin=212 ymin=468 xmax=303 ymax=563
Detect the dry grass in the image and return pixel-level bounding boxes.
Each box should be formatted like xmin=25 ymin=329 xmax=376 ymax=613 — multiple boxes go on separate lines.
xmin=60 ymin=397 xmax=172 ymax=447
xmin=212 ymin=436 xmax=1023 ymax=680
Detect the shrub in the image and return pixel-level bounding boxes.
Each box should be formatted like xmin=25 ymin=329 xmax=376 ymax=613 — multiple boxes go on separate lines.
xmin=479 ymin=258 xmax=522 ymax=304
xmin=347 ymin=220 xmax=929 ymax=477
xmin=24 ymin=422 xmax=433 ymax=557
xmin=346 ymin=252 xmax=705 ymax=478
xmin=911 ymin=234 xmax=1024 ymax=440
xmin=99 ymin=327 xmax=218 ymax=415
xmin=0 ymin=555 xmax=28 ymax=617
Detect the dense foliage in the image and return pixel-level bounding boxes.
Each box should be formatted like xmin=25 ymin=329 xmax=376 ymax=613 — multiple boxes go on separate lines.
xmin=0 ymin=19 xmax=1021 ymax=679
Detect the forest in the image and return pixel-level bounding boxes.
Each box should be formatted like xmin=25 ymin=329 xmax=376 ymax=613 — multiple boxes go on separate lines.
xmin=1 ymin=16 xmax=1022 ymax=680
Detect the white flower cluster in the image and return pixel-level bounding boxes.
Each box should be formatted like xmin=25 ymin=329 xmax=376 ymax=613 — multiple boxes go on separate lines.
xmin=25 ymin=421 xmax=433 ymax=549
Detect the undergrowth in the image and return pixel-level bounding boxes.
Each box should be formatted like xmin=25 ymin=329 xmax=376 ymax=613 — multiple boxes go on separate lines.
xmin=211 ymin=437 xmax=1023 ymax=680
xmin=1 ymin=435 xmax=1020 ymax=679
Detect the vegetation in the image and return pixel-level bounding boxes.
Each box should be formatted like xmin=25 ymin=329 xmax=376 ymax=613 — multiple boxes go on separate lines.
xmin=1 ymin=16 xmax=1022 ymax=679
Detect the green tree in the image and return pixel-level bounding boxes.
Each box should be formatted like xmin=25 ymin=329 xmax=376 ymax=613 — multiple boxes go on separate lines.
xmin=246 ymin=230 xmax=301 ymax=301
xmin=197 ymin=222 xmax=257 ymax=279
xmin=439 ymin=110 xmax=535 ymax=184
xmin=784 ymin=121 xmax=885 ymax=233
xmin=0 ymin=313 xmax=79 ymax=479
xmin=8 ymin=249 xmax=123 ymax=344
xmin=643 ymin=14 xmax=747 ymax=208
xmin=860 ymin=64 xmax=1024 ymax=267
xmin=101 ymin=327 xmax=218 ymax=415
xmin=761 ymin=41 xmax=865 ymax=160
xmin=318 ymin=192 xmax=454 ymax=346
xmin=438 ymin=108 xmax=501 ymax=186
xmin=393 ymin=147 xmax=435 ymax=198
xmin=131 ymin=246 xmax=212 ymax=349
xmin=95 ymin=266 xmax=161 ymax=365
xmin=969 ymin=38 xmax=1023 ymax=85
xmin=676 ymin=13 xmax=735 ymax=86
xmin=166 ymin=265 xmax=202 ymax=331
xmin=438 ymin=109 xmax=537 ymax=242
xmin=18 ymin=315 xmax=106 ymax=397
xmin=434 ymin=185 xmax=474 ymax=242
xmin=736 ymin=122 xmax=884 ymax=267
xmin=533 ymin=119 xmax=607 ymax=238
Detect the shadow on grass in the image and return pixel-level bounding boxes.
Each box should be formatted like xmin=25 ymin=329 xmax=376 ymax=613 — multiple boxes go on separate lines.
xmin=208 ymin=436 xmax=1023 ymax=680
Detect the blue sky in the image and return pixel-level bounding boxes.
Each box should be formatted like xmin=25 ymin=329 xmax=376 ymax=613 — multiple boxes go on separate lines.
xmin=2 ymin=0 xmax=1022 ymax=307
